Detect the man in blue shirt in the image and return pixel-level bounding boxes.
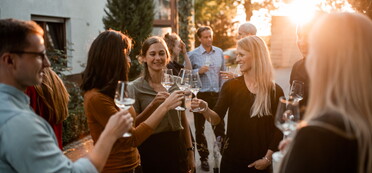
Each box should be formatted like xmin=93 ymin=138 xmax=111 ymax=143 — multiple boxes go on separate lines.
xmin=0 ymin=18 xmax=133 ymax=173
xmin=188 ymin=26 xmax=226 ymax=171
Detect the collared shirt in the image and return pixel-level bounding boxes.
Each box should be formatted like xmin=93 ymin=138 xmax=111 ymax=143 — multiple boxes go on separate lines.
xmin=127 ymin=77 xmax=183 ymax=134
xmin=0 ymin=83 xmax=97 ymax=173
xmin=188 ymin=45 xmax=225 ymax=93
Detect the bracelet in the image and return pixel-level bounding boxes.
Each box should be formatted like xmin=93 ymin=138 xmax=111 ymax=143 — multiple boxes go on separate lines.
xmin=200 ymin=102 xmax=209 ymax=113
xmin=262 ymin=156 xmax=272 ymax=164
xmin=186 ymin=147 xmax=194 ymax=151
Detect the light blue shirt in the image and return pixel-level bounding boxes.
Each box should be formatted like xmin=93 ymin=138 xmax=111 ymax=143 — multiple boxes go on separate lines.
xmin=188 ymin=45 xmax=225 ymax=93
xmin=0 ymin=83 xmax=97 ymax=173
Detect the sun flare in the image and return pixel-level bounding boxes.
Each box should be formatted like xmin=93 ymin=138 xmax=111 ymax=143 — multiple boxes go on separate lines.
xmin=234 ymin=0 xmax=355 ymax=36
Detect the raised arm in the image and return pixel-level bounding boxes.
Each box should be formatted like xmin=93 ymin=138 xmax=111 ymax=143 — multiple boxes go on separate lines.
xmin=181 ymin=40 xmax=192 ymax=70
xmin=190 ymin=98 xmax=221 ymax=125
xmin=135 ymin=91 xmax=170 ymax=126
xmin=142 ymin=91 xmax=183 ymax=128
xmin=87 ymin=110 xmax=133 ymax=172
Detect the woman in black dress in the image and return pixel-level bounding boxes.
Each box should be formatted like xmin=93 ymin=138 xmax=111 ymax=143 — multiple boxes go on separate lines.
xmin=192 ymin=35 xmax=284 ymax=173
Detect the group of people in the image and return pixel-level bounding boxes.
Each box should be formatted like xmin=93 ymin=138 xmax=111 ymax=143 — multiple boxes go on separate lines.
xmin=1 ymin=11 xmax=372 ymax=173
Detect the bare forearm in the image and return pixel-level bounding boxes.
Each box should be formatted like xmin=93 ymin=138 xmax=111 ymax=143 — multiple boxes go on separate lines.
xmin=264 ymin=149 xmax=274 ymax=161
xmin=87 ymin=131 xmax=116 ymax=172
xmin=202 ymin=107 xmax=221 ymax=125
xmin=181 ymin=112 xmax=193 ymax=148
xmin=183 ymin=53 xmax=192 ymax=70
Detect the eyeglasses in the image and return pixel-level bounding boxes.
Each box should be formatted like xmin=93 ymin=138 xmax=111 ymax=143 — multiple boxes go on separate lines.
xmin=10 ymin=50 xmax=48 ymax=60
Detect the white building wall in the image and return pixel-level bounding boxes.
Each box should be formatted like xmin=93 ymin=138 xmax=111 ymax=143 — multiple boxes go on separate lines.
xmin=0 ymin=0 xmax=107 ymax=74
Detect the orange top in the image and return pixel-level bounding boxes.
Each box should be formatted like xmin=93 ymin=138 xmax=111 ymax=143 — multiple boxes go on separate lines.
xmin=84 ymin=89 xmax=153 ymax=173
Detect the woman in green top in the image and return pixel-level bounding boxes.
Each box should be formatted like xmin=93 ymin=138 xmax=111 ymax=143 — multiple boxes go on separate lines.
xmin=128 ymin=36 xmax=195 ymax=173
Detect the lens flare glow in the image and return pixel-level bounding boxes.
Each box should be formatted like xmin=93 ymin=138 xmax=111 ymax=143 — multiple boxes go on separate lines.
xmin=235 ymin=0 xmax=355 ymax=36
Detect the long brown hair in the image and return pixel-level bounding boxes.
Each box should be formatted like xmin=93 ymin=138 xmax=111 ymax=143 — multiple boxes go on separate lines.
xmin=81 ymin=30 xmax=132 ymax=98
xmin=35 ymin=67 xmax=69 ymax=124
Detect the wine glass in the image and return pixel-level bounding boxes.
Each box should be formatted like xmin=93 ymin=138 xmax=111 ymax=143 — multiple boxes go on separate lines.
xmin=189 ymin=71 xmax=204 ymax=112
xmin=273 ymin=96 xmax=300 ymax=166
xmin=289 ymin=80 xmax=304 ymax=101
xmin=174 ymin=68 xmax=191 ymax=111
xmin=233 ymin=64 xmax=242 ymax=77
xmin=275 ymin=96 xmax=300 ymax=139
xmin=161 ymin=69 xmax=174 ymax=92
xmin=115 ymin=81 xmax=135 ymax=137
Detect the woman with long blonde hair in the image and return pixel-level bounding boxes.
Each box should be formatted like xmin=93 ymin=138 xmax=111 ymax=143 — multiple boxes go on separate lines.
xmin=192 ymin=35 xmax=284 ymax=172
xmin=280 ymin=12 xmax=372 ymax=173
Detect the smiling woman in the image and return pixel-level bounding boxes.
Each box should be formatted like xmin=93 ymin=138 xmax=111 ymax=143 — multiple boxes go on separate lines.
xmin=129 ymin=36 xmax=194 ymax=173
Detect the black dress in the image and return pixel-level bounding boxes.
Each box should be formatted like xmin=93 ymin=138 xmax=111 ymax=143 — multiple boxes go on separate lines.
xmin=279 ymin=113 xmax=358 ymax=173
xmin=167 ymin=61 xmax=184 ymax=75
xmin=213 ymin=76 xmax=284 ymax=173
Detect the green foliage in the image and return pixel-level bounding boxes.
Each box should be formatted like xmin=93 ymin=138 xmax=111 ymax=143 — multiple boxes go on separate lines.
xmin=195 ymin=0 xmax=238 ymax=50
xmin=178 ymin=0 xmax=195 ymax=52
xmin=102 ymin=0 xmax=155 ymax=80
xmin=244 ymin=0 xmax=279 ymax=21
xmin=47 ymin=49 xmax=88 ymax=146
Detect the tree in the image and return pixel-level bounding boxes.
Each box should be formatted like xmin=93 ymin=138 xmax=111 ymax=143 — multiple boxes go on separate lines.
xmin=195 ymin=0 xmax=238 ymax=50
xmin=178 ymin=0 xmax=195 ymax=51
xmin=244 ymin=0 xmax=278 ymax=21
xmin=103 ymin=0 xmax=155 ymax=80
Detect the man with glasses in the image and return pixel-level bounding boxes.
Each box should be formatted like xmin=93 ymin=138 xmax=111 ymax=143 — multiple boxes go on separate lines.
xmin=0 ymin=18 xmax=133 ymax=173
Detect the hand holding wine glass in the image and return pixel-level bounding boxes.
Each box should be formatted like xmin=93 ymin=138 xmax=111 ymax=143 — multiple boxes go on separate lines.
xmin=275 ymin=96 xmax=300 ymax=139
xmin=190 ymin=98 xmax=208 ymax=112
xmin=289 ymin=80 xmax=304 ymax=101
xmin=272 ymin=96 xmax=300 ymax=168
xmin=115 ymin=81 xmax=135 ymax=137
xmin=161 ymin=90 xmax=185 ymax=110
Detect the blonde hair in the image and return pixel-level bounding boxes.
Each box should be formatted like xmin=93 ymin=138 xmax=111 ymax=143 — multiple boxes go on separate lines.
xmin=306 ymin=12 xmax=372 ymax=173
xmin=35 ymin=67 xmax=70 ymax=124
xmin=237 ymin=36 xmax=275 ymax=117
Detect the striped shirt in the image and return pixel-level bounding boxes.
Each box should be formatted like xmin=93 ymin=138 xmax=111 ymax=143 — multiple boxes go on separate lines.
xmin=188 ymin=45 xmax=226 ymax=93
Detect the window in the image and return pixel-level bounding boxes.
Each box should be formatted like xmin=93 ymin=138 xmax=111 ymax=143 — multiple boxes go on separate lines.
xmin=153 ymin=0 xmax=177 ymax=33
xmin=32 ymin=15 xmax=67 ymax=67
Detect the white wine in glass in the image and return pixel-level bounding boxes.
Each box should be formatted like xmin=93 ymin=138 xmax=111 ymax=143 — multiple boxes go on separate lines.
xmin=275 ymin=96 xmax=300 ymax=138
xmin=161 ymin=69 xmax=174 ymax=92
xmin=174 ymin=68 xmax=191 ymax=111
xmin=289 ymin=80 xmax=304 ymax=101
xmin=190 ymin=71 xmax=204 ymax=112
xmin=115 ymin=81 xmax=135 ymax=137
